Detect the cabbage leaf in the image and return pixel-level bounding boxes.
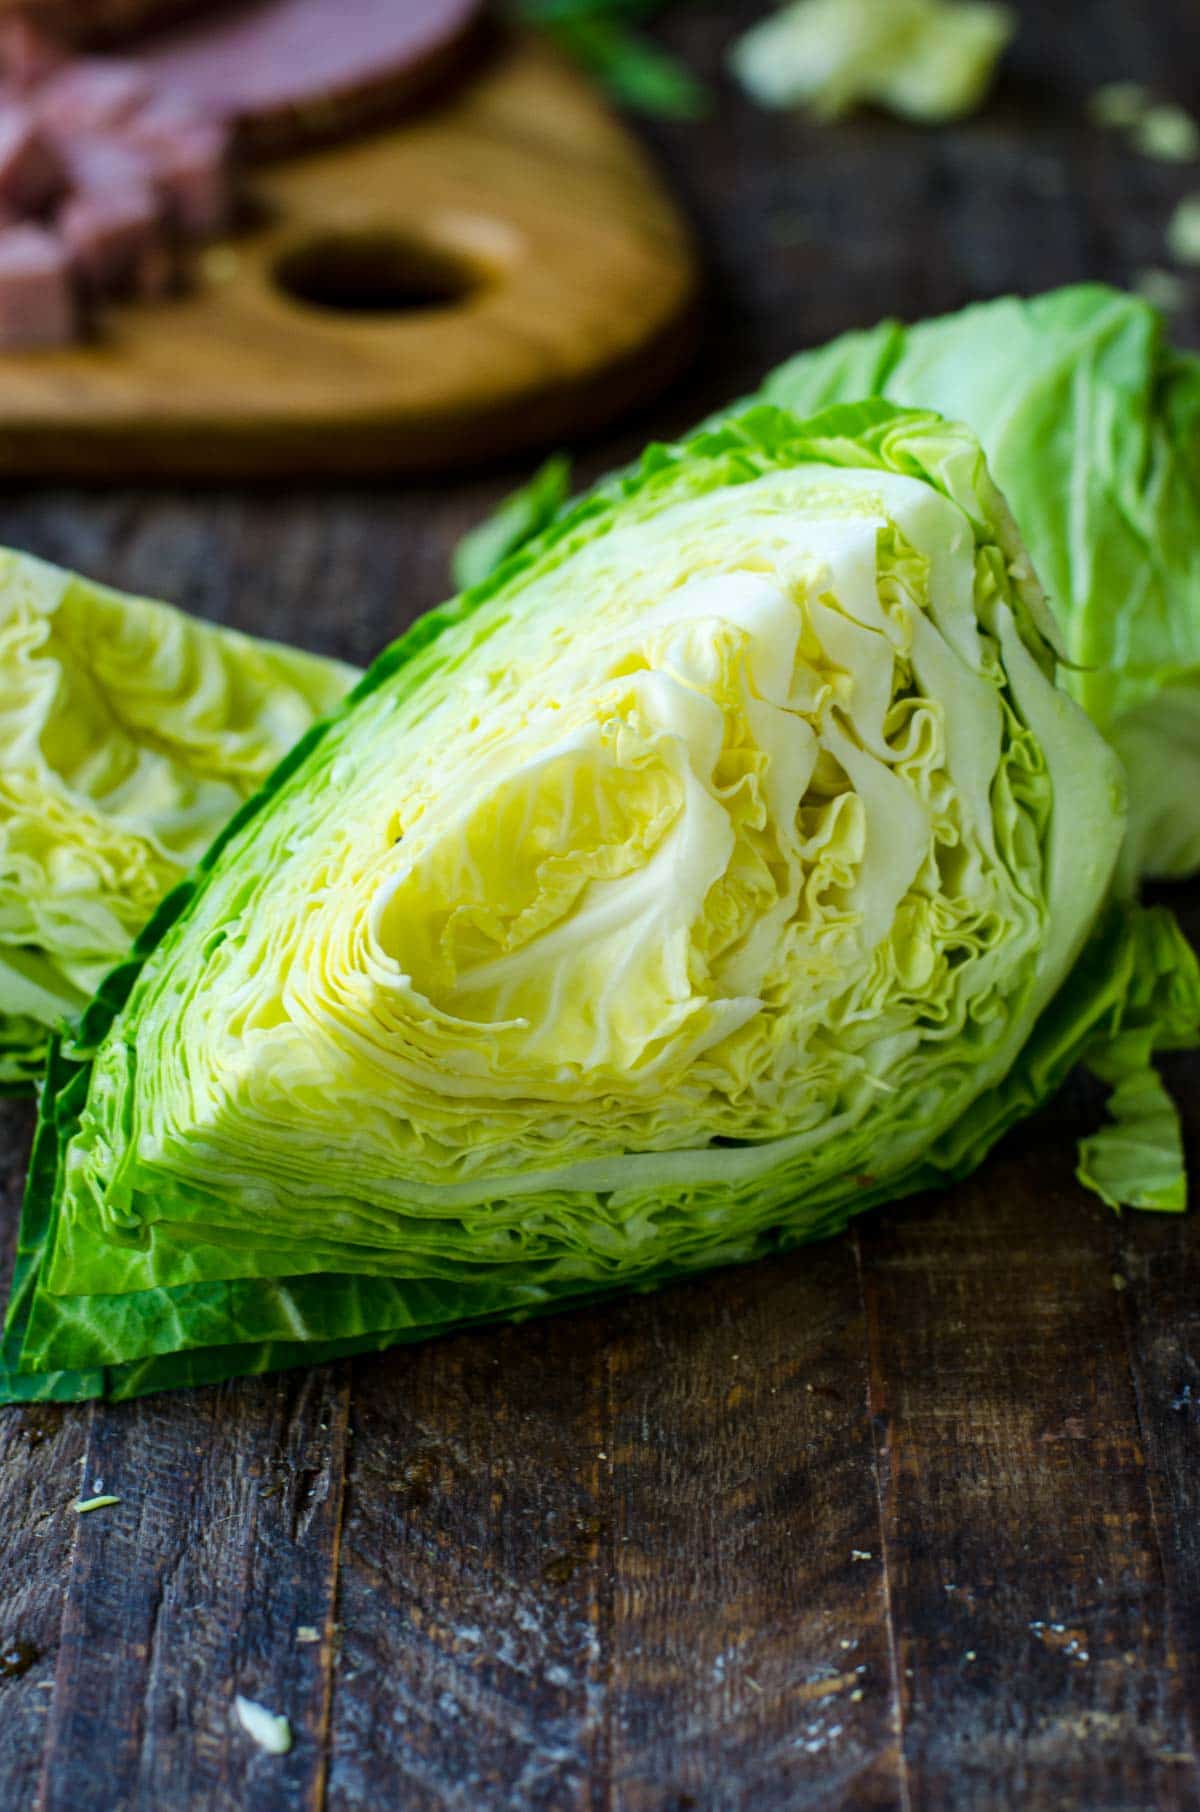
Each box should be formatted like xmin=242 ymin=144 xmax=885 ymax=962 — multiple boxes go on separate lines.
xmin=0 ymin=551 xmax=358 ymax=1091
xmin=8 ymin=399 xmax=1187 ymax=1404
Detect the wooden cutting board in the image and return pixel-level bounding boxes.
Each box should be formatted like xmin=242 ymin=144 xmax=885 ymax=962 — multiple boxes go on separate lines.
xmin=0 ymin=30 xmax=699 ymax=479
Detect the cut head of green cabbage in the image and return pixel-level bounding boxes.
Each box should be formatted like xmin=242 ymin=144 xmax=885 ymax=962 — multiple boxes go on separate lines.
xmin=6 ymin=400 xmax=1163 ymax=1402
xmin=0 ymin=551 xmax=358 ymax=1090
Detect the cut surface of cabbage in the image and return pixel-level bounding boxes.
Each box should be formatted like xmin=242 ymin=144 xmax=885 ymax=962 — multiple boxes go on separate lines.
xmin=0 ymin=551 xmax=358 ymax=1090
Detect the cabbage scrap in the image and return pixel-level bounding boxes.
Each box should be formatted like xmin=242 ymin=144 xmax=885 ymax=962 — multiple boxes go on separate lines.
xmin=7 ymin=400 xmax=1193 ymax=1405
xmin=731 ymin=0 xmax=1014 ymax=124
xmin=0 ymin=552 xmax=358 ymax=1091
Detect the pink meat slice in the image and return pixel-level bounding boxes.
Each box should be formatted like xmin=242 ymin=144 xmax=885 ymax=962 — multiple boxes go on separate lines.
xmin=138 ymin=0 xmax=483 ymax=150
xmin=0 ymin=219 xmax=74 ymax=345
xmin=0 ymin=101 xmax=66 ymax=210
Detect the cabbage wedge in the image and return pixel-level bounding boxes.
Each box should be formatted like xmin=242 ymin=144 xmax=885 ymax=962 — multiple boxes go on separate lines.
xmin=0 ymin=552 xmax=358 ymax=1091
xmin=4 ymin=402 xmax=1194 ymax=1402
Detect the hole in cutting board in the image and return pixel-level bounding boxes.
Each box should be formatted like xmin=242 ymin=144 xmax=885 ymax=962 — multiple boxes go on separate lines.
xmin=274 ymin=229 xmax=485 ymax=315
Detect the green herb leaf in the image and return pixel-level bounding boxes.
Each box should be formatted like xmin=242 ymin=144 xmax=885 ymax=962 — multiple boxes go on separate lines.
xmin=515 ymin=1 xmax=710 ymax=119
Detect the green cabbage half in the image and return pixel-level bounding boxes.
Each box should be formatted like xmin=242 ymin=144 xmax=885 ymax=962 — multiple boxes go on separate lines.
xmin=757 ymin=285 xmax=1200 ymax=884
xmin=5 ymin=400 xmax=1196 ymax=1403
xmin=0 ymin=551 xmax=359 ymax=1092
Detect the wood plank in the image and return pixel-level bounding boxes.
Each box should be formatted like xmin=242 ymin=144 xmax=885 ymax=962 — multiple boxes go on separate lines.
xmin=857 ymin=1079 xmax=1200 ymax=1812
xmin=325 ymin=1245 xmax=905 ymax=1812
xmin=598 ymin=1246 xmax=903 ymax=1812
xmin=0 ymin=1099 xmax=87 ymax=1810
xmin=1115 ymin=1054 xmax=1200 ymax=1780
xmin=326 ymin=1313 xmax=617 ymax=1812
xmin=38 ymin=1365 xmax=350 ymax=1812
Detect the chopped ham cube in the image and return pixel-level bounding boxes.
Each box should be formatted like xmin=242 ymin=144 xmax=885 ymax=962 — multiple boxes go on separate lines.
xmin=0 ymin=222 xmax=75 ymax=347
xmin=53 ymin=129 xmax=154 ymax=201
xmin=0 ymin=18 xmax=67 ymax=95
xmin=59 ymin=187 xmax=162 ymax=293
xmin=0 ymin=33 xmax=247 ymax=347
xmin=0 ymin=104 xmax=67 ymax=213
xmin=130 ymin=114 xmax=230 ymax=236
xmin=35 ymin=59 xmax=149 ymax=133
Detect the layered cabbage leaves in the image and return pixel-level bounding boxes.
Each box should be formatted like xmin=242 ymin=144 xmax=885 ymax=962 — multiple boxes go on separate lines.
xmin=5 ymin=400 xmax=1195 ymax=1403
xmin=758 ymin=285 xmax=1200 ymax=884
xmin=0 ymin=552 xmax=358 ymax=1091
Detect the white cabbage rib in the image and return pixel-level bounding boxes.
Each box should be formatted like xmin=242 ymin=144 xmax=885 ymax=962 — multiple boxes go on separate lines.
xmin=56 ymin=448 xmax=1121 ymax=1296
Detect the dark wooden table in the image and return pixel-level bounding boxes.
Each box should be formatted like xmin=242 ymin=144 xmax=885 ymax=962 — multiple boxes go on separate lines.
xmin=3 ymin=3 xmax=1200 ymax=1807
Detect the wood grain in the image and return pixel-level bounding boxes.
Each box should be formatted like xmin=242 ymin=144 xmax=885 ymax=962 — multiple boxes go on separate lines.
xmin=2 ymin=1 xmax=1200 ymax=1807
xmin=0 ymin=28 xmax=698 ymax=479
xmin=595 ymin=1252 xmax=902 ymax=1812
xmin=39 ymin=1369 xmax=350 ymax=1812
xmin=0 ymin=1101 xmax=86 ymax=1812
xmin=859 ymin=1149 xmax=1199 ymax=1812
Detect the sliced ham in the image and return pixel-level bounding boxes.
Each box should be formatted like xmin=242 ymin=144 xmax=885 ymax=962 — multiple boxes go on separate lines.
xmin=139 ymin=0 xmax=484 ymax=153
xmin=0 ymin=218 xmax=74 ymax=345
xmin=0 ymin=101 xmax=66 ymax=211
xmin=149 ymin=122 xmax=229 ymax=234
xmin=0 ymin=0 xmax=485 ymax=347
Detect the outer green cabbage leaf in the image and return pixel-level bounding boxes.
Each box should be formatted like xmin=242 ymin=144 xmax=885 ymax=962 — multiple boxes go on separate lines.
xmin=452 ymin=455 xmax=573 ymax=593
xmin=928 ymin=901 xmax=1199 ymax=1206
xmin=4 ymin=401 xmax=1146 ymax=1400
xmin=759 ymin=285 xmax=1200 ymax=884
xmin=1074 ymin=905 xmax=1200 ymax=1213
xmin=1078 ymin=1038 xmax=1186 ymax=1214
xmin=0 ymin=550 xmax=359 ymax=1091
